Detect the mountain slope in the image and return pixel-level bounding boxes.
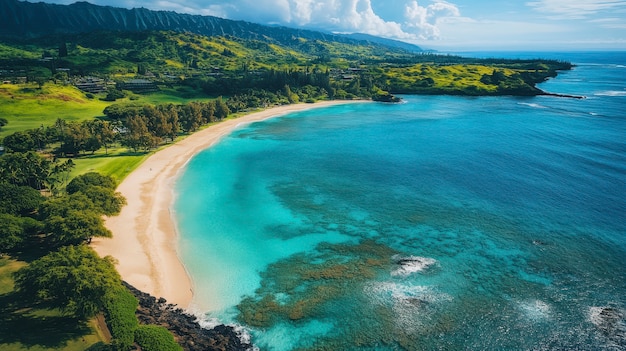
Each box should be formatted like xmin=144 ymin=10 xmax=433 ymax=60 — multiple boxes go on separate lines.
xmin=0 ymin=0 xmax=421 ymax=52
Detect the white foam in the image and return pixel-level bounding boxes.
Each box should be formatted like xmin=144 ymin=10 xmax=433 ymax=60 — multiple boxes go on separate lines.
xmin=594 ymin=90 xmax=626 ymax=97
xmin=365 ymin=281 xmax=451 ymax=307
xmin=192 ymin=311 xmax=257 ymax=350
xmin=589 ymin=306 xmax=625 ymax=327
xmin=391 ymin=255 xmax=437 ymax=276
xmin=518 ymin=102 xmax=546 ymax=109
xmin=517 ymin=299 xmax=551 ymax=320
xmin=364 ymin=281 xmax=452 ymax=332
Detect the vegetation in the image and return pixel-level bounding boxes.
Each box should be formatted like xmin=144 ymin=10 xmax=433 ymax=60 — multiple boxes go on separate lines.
xmin=134 ymin=325 xmax=183 ymax=351
xmin=13 ymin=245 xmax=121 ymax=318
xmin=0 ymin=19 xmax=573 ymax=351
xmin=0 ymin=165 xmax=182 ymax=349
xmin=102 ymin=287 xmax=139 ymax=350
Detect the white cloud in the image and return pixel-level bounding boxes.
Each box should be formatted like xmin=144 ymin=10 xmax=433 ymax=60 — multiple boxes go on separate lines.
xmin=404 ymin=1 xmax=461 ymax=39
xmin=40 ymin=0 xmax=462 ymax=41
xmin=526 ymin=0 xmax=626 ymax=19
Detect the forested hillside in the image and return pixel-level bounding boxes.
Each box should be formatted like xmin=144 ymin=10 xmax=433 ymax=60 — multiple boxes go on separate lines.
xmin=0 ymin=0 xmax=421 ymax=52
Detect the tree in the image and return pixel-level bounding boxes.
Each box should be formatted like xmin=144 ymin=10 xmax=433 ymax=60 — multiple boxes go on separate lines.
xmin=178 ymin=103 xmax=202 ymax=132
xmin=0 ymin=117 xmax=7 ymax=131
xmin=40 ymin=193 xmax=97 ymax=219
xmin=0 ymin=151 xmax=51 ymax=189
xmin=214 ymin=96 xmax=230 ymax=120
xmin=13 ymin=245 xmax=121 ymax=318
xmin=0 ymin=213 xmax=42 ymax=252
xmin=77 ymin=186 xmax=126 ymax=216
xmin=122 ymin=114 xmax=158 ymax=151
xmin=93 ymin=120 xmax=116 ymax=154
xmin=58 ymin=42 xmax=68 ymax=57
xmin=56 ymin=122 xmax=90 ymax=156
xmin=40 ymin=190 xmax=114 ymax=245
xmin=201 ymin=101 xmax=216 ymax=123
xmin=66 ymin=172 xmax=117 ymax=194
xmin=46 ymin=159 xmax=75 ymax=196
xmin=160 ymin=104 xmax=179 ymax=142
xmin=44 ymin=209 xmax=111 ymax=246
xmin=0 ymin=183 xmax=44 ymax=216
xmin=2 ymin=131 xmax=36 ymax=152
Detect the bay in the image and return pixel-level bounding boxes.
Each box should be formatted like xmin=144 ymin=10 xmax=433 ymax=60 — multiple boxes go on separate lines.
xmin=175 ymin=52 xmax=626 ymax=350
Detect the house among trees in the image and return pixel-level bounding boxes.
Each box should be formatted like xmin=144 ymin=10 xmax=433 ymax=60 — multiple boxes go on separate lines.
xmin=75 ymin=77 xmax=107 ymax=93
xmin=117 ymin=79 xmax=158 ymax=93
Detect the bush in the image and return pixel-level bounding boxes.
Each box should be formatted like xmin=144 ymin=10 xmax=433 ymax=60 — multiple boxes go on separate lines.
xmin=134 ymin=325 xmax=182 ymax=351
xmin=66 ymin=172 xmax=117 ymax=194
xmin=103 ymin=287 xmax=139 ymax=350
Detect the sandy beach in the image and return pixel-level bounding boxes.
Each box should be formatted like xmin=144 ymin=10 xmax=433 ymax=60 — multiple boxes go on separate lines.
xmin=92 ymin=101 xmax=357 ymax=308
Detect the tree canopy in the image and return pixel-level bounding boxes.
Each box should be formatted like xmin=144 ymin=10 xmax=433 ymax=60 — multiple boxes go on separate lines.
xmin=0 ymin=213 xmax=42 ymax=252
xmin=0 ymin=183 xmax=44 ymax=216
xmin=66 ymin=172 xmax=117 ymax=194
xmin=13 ymin=245 xmax=121 ymax=318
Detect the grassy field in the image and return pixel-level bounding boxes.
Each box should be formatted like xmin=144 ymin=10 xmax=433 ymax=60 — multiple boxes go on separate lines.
xmin=0 ymin=81 xmax=222 ymax=181
xmin=0 ymin=258 xmax=108 ymax=351
xmin=67 ymin=148 xmax=148 ymax=182
xmin=0 ymin=82 xmax=217 ymax=139
xmin=0 ymin=83 xmax=111 ymax=138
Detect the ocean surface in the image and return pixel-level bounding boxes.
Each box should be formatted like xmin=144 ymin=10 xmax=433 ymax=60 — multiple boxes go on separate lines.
xmin=175 ymin=52 xmax=626 ymax=350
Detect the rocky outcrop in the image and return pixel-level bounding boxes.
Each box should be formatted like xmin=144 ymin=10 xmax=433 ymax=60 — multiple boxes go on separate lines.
xmin=123 ymin=282 xmax=253 ymax=351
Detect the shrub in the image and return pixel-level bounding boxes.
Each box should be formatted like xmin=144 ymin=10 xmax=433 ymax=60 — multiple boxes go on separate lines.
xmin=134 ymin=325 xmax=182 ymax=351
xmin=103 ymin=287 xmax=139 ymax=350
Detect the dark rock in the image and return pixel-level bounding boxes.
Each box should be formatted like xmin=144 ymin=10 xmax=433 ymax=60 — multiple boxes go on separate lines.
xmin=123 ymin=281 xmax=254 ymax=351
xmin=373 ymin=93 xmax=402 ymax=103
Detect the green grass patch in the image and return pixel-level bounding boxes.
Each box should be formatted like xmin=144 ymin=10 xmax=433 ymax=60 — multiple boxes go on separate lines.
xmin=67 ymin=148 xmax=147 ymax=182
xmin=0 ymin=258 xmax=26 ymax=295
xmin=137 ymin=87 xmax=216 ymax=105
xmin=0 ymin=83 xmax=111 ymax=138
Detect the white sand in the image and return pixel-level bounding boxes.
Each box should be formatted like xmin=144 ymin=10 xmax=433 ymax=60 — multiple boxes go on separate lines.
xmin=92 ymin=101 xmax=359 ymax=308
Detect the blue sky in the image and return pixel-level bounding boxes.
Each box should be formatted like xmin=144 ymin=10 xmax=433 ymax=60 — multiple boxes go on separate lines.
xmin=39 ymin=0 xmax=626 ymax=50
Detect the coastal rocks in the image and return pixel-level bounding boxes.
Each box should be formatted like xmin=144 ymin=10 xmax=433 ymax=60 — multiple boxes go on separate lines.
xmin=123 ymin=282 xmax=254 ymax=351
xmin=372 ymin=93 xmax=402 ymax=103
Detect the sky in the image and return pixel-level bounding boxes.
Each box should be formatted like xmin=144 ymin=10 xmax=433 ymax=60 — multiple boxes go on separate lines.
xmin=37 ymin=0 xmax=626 ymax=50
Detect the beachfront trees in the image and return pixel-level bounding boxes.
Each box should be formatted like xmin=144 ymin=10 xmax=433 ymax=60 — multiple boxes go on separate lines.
xmin=214 ymin=96 xmax=230 ymax=120
xmin=13 ymin=245 xmax=122 ymax=318
xmin=122 ymin=114 xmax=157 ymax=151
xmin=40 ymin=191 xmax=115 ymax=246
xmin=179 ymin=102 xmax=203 ymax=132
xmin=44 ymin=208 xmax=112 ymax=246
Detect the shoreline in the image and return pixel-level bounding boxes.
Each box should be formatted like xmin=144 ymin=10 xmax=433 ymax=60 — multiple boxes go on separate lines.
xmin=92 ymin=100 xmax=362 ymax=309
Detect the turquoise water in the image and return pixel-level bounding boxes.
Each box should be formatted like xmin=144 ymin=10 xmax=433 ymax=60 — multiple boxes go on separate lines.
xmin=175 ymin=52 xmax=626 ymax=350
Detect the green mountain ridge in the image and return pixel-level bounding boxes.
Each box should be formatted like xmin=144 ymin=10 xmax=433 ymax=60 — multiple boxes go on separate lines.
xmin=0 ymin=0 xmax=422 ymax=53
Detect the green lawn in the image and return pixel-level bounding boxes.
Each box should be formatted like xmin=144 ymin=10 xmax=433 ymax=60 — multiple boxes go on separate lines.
xmin=0 ymin=83 xmax=111 ymax=138
xmin=0 ymin=258 xmax=107 ymax=351
xmin=0 ymin=82 xmax=215 ymax=139
xmin=67 ymin=148 xmax=147 ymax=182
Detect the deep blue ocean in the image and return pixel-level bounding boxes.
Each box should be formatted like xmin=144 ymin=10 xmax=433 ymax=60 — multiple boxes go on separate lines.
xmin=175 ymin=52 xmax=626 ymax=350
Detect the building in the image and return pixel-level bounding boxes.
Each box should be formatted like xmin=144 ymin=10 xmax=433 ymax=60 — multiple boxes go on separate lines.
xmin=117 ymin=79 xmax=158 ymax=93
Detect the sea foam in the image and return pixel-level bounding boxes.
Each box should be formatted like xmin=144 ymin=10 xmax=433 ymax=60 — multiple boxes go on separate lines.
xmin=391 ymin=255 xmax=437 ymax=277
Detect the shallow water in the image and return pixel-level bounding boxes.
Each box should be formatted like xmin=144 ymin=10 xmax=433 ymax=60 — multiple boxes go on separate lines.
xmin=175 ymin=52 xmax=626 ymax=350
